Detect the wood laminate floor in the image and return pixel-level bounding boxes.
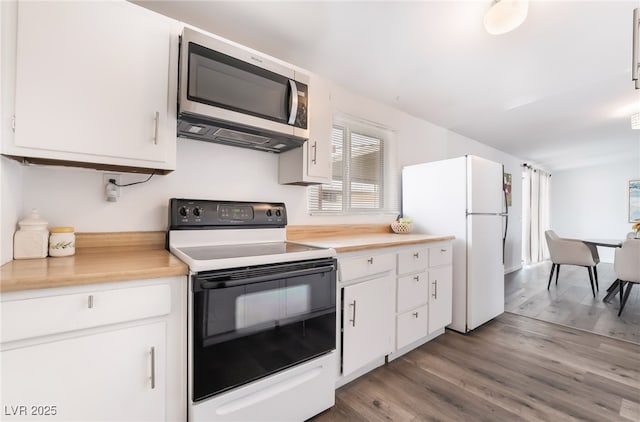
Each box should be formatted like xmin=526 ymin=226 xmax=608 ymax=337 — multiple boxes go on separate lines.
xmin=310 ymin=313 xmax=640 ymax=422
xmin=505 ymin=261 xmax=640 ymax=344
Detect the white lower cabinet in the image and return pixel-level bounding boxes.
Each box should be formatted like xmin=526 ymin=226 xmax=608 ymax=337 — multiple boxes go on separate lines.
xmin=337 ymin=240 xmax=452 ymax=384
xmin=428 ymin=265 xmax=453 ymax=334
xmin=0 ymin=277 xmax=186 ymax=421
xmin=396 ymin=271 xmax=428 ymax=313
xmin=341 ymin=274 xmax=394 ymax=376
xmin=394 ymin=242 xmax=452 ymax=353
xmin=396 ymin=304 xmax=428 ymax=349
xmin=2 ymin=322 xmax=166 ymax=421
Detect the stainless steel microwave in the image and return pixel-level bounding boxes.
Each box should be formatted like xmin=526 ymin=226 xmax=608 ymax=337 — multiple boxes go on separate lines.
xmin=178 ymin=27 xmax=309 ymax=153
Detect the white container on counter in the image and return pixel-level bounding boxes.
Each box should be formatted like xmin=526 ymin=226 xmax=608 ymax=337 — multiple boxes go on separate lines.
xmin=49 ymin=227 xmax=76 ymax=257
xmin=13 ymin=209 xmax=49 ymax=259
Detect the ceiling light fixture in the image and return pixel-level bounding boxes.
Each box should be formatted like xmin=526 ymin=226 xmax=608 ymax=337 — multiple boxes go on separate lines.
xmin=632 ymin=112 xmax=640 ymax=129
xmin=484 ymin=0 xmax=529 ymax=35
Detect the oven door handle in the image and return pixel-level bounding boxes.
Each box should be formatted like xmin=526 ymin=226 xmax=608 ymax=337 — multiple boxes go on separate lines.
xmin=199 ymin=265 xmax=335 ymax=289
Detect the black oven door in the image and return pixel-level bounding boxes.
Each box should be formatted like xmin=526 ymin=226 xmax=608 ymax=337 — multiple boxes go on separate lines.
xmin=191 ymin=258 xmax=336 ymax=402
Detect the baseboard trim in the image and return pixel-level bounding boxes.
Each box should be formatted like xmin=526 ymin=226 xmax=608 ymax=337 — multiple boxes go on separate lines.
xmin=505 ymin=264 xmax=523 ymax=274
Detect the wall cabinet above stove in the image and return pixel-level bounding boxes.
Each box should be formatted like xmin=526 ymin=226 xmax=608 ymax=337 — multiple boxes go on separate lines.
xmin=279 ymin=75 xmax=333 ymax=185
xmin=3 ymin=0 xmax=179 ymax=174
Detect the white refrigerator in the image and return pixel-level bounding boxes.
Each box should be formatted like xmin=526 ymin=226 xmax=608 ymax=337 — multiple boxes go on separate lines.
xmin=402 ymin=155 xmax=507 ymax=333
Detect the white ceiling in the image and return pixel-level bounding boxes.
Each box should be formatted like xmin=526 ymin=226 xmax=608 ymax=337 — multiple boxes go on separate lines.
xmin=134 ymin=0 xmax=640 ymax=171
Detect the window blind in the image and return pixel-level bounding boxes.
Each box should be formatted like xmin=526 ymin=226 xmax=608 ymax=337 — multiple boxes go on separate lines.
xmin=309 ymin=119 xmax=396 ymax=214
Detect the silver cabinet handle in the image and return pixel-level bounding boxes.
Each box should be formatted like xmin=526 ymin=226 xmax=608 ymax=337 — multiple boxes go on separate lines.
xmin=349 ymin=300 xmax=357 ymax=327
xmin=153 ymin=111 xmax=160 ymax=145
xmin=88 ymin=295 xmax=94 ymax=309
xmin=413 ymin=252 xmax=419 ymax=258
xmin=432 ymin=280 xmax=438 ymax=299
xmin=412 ymin=312 xmax=419 ymax=318
xmin=367 ymin=257 xmax=374 ymax=264
xmin=150 ymin=347 xmax=156 ymax=389
xmin=288 ymin=80 xmax=298 ymax=125
xmin=311 ymin=141 xmax=317 ymax=164
xmin=633 ymin=8 xmax=639 ymax=83
xmin=413 ymin=275 xmax=420 ymax=282
xmin=441 ymin=248 xmax=447 ymax=253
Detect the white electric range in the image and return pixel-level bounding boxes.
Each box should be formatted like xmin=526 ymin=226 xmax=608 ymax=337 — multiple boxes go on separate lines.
xmin=168 ymin=199 xmax=337 ymax=422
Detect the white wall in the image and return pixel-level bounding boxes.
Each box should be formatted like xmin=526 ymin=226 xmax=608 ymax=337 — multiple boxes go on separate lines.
xmin=550 ymin=157 xmax=640 ymax=263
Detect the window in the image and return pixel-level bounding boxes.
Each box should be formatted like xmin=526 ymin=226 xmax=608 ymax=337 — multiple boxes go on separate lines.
xmin=309 ymin=116 xmax=398 ymax=214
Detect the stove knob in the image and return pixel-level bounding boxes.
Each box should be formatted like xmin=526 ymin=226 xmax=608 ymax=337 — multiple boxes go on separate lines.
xmin=179 ymin=206 xmax=189 ymax=217
xmin=266 ymin=209 xmax=273 ymax=217
xmin=275 ymin=209 xmax=282 ymax=217
xmin=193 ymin=207 xmax=202 ymax=217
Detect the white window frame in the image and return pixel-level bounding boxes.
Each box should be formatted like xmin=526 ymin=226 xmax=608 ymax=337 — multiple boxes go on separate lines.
xmin=308 ymin=114 xmax=398 ymax=215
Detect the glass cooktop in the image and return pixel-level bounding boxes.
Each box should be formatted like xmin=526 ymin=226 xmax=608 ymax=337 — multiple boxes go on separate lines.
xmin=177 ymin=242 xmax=323 ymax=261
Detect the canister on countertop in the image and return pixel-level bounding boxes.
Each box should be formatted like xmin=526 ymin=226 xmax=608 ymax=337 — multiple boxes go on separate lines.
xmin=13 ymin=209 xmax=49 ymax=259
xmin=49 ymin=226 xmax=75 ymax=257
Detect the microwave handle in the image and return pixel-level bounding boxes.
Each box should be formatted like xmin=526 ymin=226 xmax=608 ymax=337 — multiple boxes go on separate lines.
xmin=288 ymin=80 xmax=298 ymax=125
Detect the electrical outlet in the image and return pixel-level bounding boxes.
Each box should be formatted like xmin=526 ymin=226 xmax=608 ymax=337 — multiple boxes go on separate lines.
xmin=103 ymin=173 xmax=120 ymax=202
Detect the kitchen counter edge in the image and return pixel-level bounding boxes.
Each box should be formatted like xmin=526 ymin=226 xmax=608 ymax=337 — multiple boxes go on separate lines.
xmin=0 ymin=248 xmax=188 ymax=293
xmin=291 ymin=233 xmax=455 ymax=253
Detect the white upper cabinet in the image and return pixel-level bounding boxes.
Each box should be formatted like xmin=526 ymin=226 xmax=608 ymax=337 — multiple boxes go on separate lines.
xmin=278 ymin=73 xmax=332 ymax=185
xmin=7 ymin=0 xmax=179 ymax=173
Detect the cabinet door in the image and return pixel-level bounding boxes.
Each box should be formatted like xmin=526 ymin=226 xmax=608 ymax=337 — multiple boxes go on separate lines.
xmin=1 ymin=322 xmax=166 ymax=421
xmin=396 ymin=271 xmax=428 ymax=313
xmin=428 ymin=266 xmax=453 ymax=334
xmin=397 ymin=248 xmax=428 ymax=275
xmin=429 ymin=245 xmax=452 ymax=267
xmin=13 ymin=1 xmax=177 ymax=169
xmin=339 ymin=252 xmax=394 ymax=283
xmin=278 ymin=74 xmax=332 ymax=185
xmin=342 ymin=274 xmax=394 ymax=376
xmin=306 ymin=74 xmax=332 ymax=181
xmin=396 ymin=304 xmax=428 ymax=350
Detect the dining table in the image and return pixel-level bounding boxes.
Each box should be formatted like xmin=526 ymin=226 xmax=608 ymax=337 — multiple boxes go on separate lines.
xmin=583 ymin=239 xmax=623 ymax=303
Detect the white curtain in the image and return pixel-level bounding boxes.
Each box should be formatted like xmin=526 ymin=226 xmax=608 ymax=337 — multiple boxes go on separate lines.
xmin=522 ymin=166 xmax=551 ymax=264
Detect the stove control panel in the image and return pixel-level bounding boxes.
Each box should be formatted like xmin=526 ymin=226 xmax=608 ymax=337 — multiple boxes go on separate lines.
xmin=169 ymin=199 xmax=287 ymax=229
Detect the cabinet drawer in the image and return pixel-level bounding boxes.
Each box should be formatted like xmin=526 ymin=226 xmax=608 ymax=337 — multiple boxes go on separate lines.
xmin=396 ymin=272 xmax=428 ymax=313
xmin=339 ymin=253 xmax=394 ymax=282
xmin=429 ymin=245 xmax=452 ymax=267
xmin=397 ymin=247 xmax=428 ymax=275
xmin=396 ymin=304 xmax=428 ymax=350
xmin=1 ymin=284 xmax=171 ymax=343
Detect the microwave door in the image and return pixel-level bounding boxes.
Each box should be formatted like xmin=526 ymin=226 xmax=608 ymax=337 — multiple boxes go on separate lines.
xmin=187 ymin=44 xmax=290 ymax=124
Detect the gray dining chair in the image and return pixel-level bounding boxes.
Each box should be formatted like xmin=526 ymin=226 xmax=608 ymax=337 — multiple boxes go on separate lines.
xmin=544 ymin=230 xmax=600 ymax=297
xmin=614 ymin=239 xmax=640 ymax=316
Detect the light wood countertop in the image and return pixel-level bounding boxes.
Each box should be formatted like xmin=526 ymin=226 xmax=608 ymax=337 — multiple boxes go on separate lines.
xmin=0 ymin=227 xmax=454 ymax=292
xmin=287 ymin=225 xmax=454 ymax=253
xmin=0 ymin=232 xmax=188 ymax=293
